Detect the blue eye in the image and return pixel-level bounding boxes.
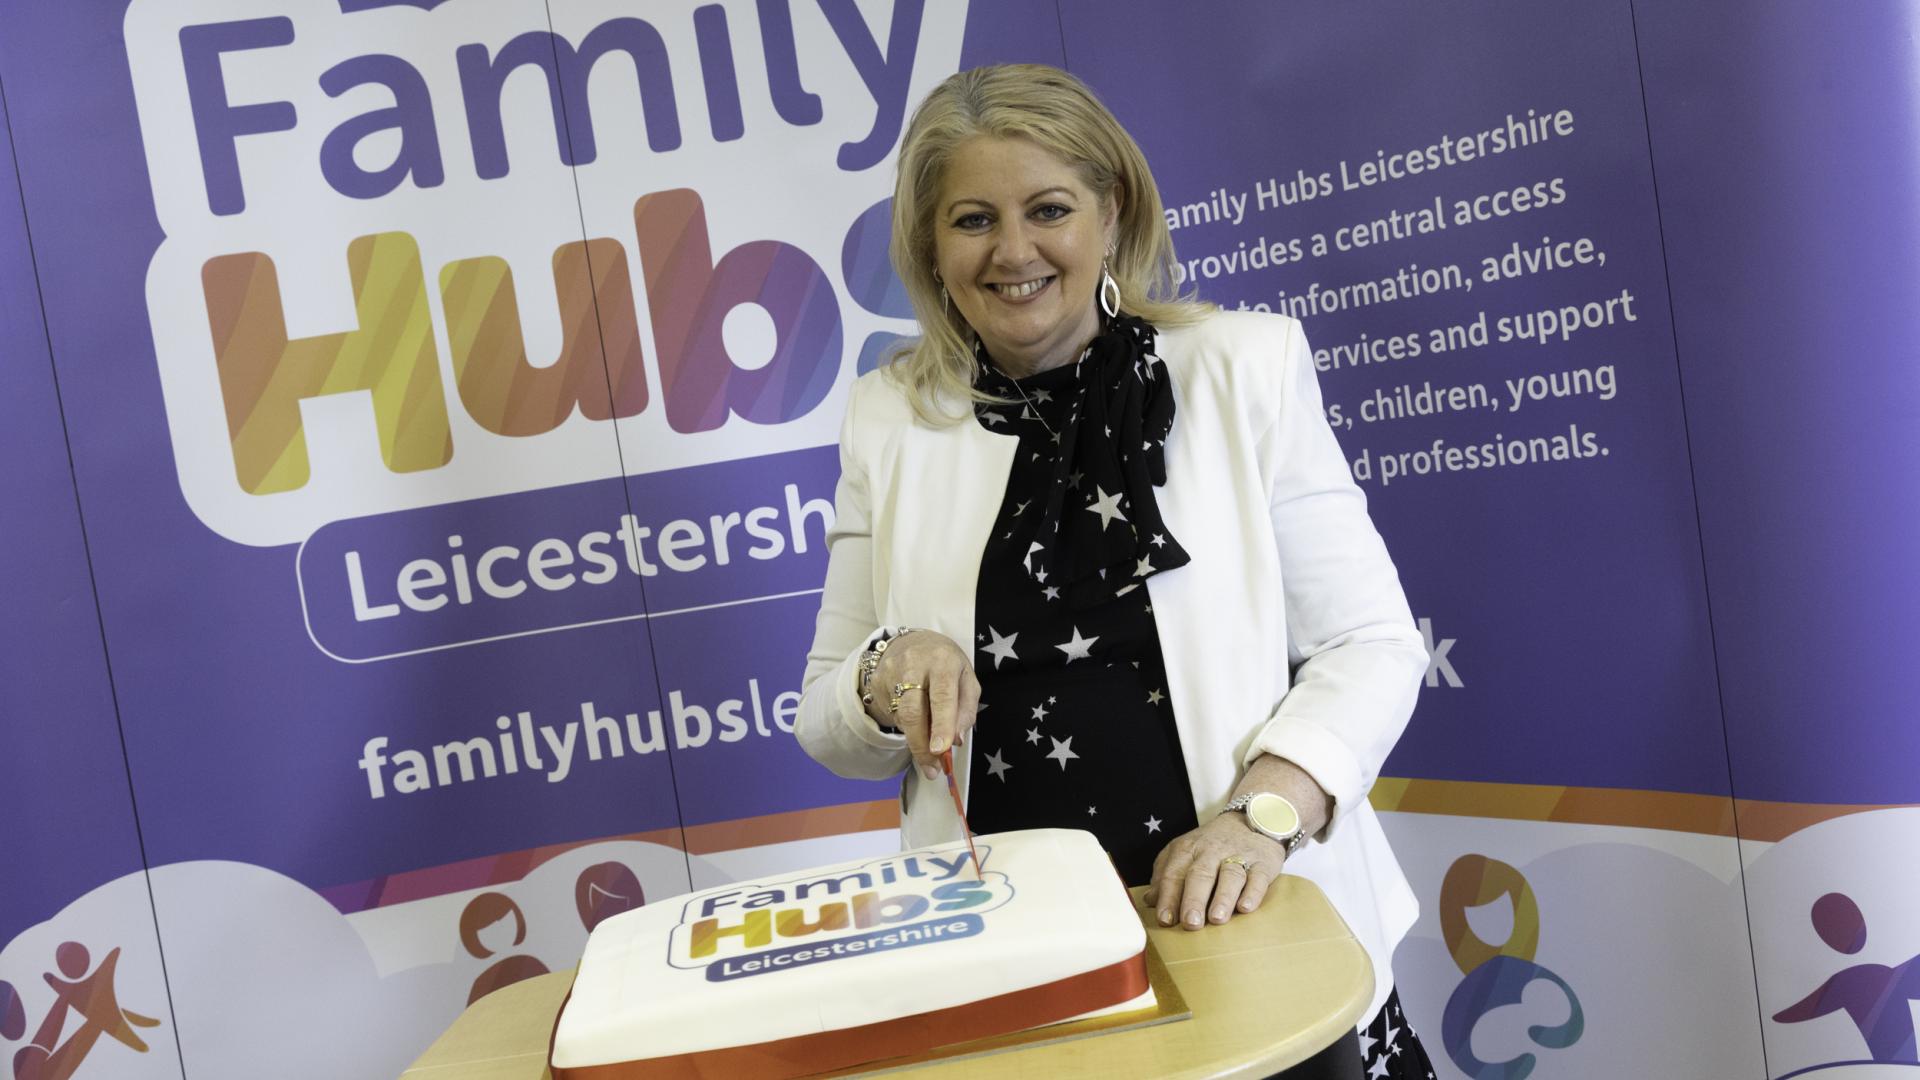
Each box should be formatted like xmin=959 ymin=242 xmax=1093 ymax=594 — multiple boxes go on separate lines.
xmin=953 ymin=212 xmax=991 ymax=230
xmin=1033 ymin=204 xmax=1071 ymax=222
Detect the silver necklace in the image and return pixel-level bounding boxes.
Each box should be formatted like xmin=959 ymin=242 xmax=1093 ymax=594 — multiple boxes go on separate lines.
xmin=1007 ymin=377 xmax=1058 ymax=440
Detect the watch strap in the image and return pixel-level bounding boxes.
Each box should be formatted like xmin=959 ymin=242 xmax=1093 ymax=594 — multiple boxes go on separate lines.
xmin=1224 ymin=792 xmax=1308 ymax=855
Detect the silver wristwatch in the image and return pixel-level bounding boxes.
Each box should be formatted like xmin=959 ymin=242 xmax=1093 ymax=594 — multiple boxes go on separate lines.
xmin=1223 ymin=792 xmax=1308 ymax=855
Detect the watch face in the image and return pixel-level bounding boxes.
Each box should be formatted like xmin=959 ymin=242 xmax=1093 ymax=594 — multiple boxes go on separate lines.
xmin=1247 ymin=792 xmax=1301 ymax=838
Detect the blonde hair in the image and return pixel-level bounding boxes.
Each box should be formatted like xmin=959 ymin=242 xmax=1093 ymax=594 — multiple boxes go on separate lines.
xmin=886 ymin=64 xmax=1210 ymax=423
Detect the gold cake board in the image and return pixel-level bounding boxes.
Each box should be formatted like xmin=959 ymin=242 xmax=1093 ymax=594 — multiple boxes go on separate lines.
xmin=815 ymin=935 xmax=1189 ymax=1077
xmin=402 ymin=879 xmax=1373 ymax=1080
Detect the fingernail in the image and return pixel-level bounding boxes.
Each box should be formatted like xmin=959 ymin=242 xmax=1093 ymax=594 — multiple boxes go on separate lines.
xmin=1158 ymin=909 xmax=1173 ymax=925
xmin=1240 ymin=901 xmax=1255 ymax=912
xmin=1210 ymin=906 xmax=1226 ymax=922
xmin=1185 ymin=913 xmax=1202 ymax=928
xmin=929 ymin=736 xmax=948 ymax=753
xmin=922 ymin=765 xmax=940 ymax=781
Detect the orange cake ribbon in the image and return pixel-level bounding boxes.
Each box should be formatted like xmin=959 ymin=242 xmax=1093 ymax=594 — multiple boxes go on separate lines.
xmin=549 ymin=950 xmax=1150 ymax=1080
xmin=938 ymin=747 xmax=983 ymax=881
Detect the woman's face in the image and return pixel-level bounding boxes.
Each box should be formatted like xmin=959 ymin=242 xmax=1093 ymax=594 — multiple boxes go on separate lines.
xmin=932 ymin=135 xmax=1116 ymax=377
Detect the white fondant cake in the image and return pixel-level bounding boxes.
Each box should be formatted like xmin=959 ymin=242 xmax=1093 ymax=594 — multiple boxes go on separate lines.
xmin=550 ymin=828 xmax=1153 ymax=1078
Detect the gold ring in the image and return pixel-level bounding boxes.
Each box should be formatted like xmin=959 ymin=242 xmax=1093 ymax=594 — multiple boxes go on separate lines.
xmin=1219 ymin=856 xmax=1251 ymax=872
xmin=888 ymin=682 xmax=924 ymax=714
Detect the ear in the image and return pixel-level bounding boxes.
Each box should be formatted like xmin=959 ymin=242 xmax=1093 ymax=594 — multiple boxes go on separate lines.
xmin=1103 ymin=186 xmax=1124 ymax=249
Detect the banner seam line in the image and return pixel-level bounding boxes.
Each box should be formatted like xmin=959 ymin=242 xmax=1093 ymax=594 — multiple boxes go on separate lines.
xmin=0 ymin=66 xmax=190 ymax=1079
xmin=539 ymin=0 xmax=698 ymax=896
xmin=1625 ymin=3 xmax=1772 ymax=1072
xmin=1052 ymin=2 xmax=1072 ymax=71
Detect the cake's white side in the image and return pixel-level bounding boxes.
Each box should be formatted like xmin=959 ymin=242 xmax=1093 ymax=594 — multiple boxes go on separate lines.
xmin=551 ymin=828 xmax=1147 ymax=1068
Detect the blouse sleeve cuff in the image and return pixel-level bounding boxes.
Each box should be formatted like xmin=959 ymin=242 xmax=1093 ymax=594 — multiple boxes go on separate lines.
xmin=1245 ymin=717 xmax=1368 ymax=843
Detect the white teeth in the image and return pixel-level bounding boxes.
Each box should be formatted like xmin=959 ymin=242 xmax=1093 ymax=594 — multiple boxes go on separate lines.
xmin=995 ymin=277 xmax=1051 ymax=298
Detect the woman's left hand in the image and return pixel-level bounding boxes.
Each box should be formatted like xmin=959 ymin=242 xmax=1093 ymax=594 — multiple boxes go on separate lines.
xmin=1144 ymin=812 xmax=1288 ymax=930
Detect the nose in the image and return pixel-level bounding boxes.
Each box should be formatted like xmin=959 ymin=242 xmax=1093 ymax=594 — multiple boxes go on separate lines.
xmin=992 ymin=218 xmax=1039 ymax=269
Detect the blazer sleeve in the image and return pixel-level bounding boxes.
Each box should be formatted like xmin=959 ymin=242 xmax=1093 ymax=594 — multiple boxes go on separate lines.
xmin=1245 ymin=318 xmax=1429 ymax=841
xmin=795 ymin=377 xmax=913 ymax=781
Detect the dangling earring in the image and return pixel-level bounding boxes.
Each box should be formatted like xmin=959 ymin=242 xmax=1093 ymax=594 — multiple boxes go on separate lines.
xmin=1099 ymin=259 xmax=1121 ymax=319
xmin=933 ymin=267 xmax=950 ymax=317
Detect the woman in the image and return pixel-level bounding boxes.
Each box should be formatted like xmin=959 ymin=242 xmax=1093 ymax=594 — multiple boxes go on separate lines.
xmin=796 ymin=64 xmax=1433 ymax=1079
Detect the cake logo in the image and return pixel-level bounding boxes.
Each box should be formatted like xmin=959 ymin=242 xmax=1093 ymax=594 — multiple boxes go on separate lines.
xmin=121 ymin=0 xmax=961 ymax=546
xmin=669 ymin=849 xmax=1013 ymax=982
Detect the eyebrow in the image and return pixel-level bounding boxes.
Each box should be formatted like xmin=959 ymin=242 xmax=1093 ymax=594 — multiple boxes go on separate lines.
xmin=943 ymin=187 xmax=1079 ymax=218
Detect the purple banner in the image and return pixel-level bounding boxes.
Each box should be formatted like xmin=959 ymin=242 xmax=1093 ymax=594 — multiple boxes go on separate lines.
xmin=1059 ymin=0 xmax=1731 ymax=797
xmin=1635 ymin=0 xmax=1920 ymax=807
xmin=0 ymin=81 xmax=151 ymax=943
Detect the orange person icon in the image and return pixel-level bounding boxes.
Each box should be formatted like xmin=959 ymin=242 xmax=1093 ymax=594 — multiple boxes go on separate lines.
xmin=459 ymin=893 xmax=549 ymax=1005
xmin=0 ymin=979 xmax=25 ymax=1042
xmin=574 ymin=862 xmax=644 ymax=933
xmin=10 ymin=941 xmax=160 ymax=1080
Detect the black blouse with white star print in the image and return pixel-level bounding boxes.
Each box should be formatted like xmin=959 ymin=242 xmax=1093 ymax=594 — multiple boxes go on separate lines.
xmin=965 ymin=360 xmax=1199 ymax=887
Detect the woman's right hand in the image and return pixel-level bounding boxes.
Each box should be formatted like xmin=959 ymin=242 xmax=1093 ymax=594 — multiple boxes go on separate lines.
xmin=865 ymin=630 xmax=981 ymax=781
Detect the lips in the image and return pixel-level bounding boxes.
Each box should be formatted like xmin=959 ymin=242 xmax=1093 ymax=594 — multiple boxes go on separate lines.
xmin=988 ymin=275 xmax=1055 ymax=299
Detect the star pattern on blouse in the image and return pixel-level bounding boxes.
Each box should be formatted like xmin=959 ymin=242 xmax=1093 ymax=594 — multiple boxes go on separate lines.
xmin=1085 ymin=486 xmax=1128 ymax=530
xmin=965 ymin=321 xmax=1203 ymax=888
xmin=1046 ymin=736 xmax=1079 ymax=770
xmin=1056 ymin=626 xmax=1098 ymax=663
xmin=979 ymin=409 xmax=1007 ymax=426
xmin=1022 ymin=541 xmax=1044 ymax=574
xmin=981 ymin=627 xmax=1020 ymax=669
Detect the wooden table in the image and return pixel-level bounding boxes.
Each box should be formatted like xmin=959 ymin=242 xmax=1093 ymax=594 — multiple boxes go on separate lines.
xmin=402 ymin=877 xmax=1373 ymax=1080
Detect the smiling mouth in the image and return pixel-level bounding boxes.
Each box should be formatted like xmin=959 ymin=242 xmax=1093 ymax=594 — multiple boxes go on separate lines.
xmin=988 ymin=276 xmax=1055 ymax=299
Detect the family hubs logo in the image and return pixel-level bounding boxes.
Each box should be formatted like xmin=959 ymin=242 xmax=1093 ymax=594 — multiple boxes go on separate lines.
xmin=125 ymin=0 xmax=962 ymax=546
xmin=1438 ymin=855 xmax=1584 ymax=1080
xmin=670 ymin=850 xmax=1010 ymax=981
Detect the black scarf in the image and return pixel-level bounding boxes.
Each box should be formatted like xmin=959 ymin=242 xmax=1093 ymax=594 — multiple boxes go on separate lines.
xmin=974 ymin=315 xmax=1191 ymax=609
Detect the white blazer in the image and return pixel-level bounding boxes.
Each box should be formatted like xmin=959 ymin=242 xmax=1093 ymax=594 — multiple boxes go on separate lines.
xmin=797 ymin=309 xmax=1427 ymax=1021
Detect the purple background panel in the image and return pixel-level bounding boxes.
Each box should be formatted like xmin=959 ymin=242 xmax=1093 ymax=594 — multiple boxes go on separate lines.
xmin=1058 ymin=0 xmax=1731 ymax=797
xmin=1636 ymin=0 xmax=1920 ymax=807
xmin=646 ymin=594 xmax=897 ymax=829
xmin=0 ymin=78 xmax=154 ymax=944
xmin=0 ymin=2 xmax=690 ymax=893
xmin=959 ymin=0 xmax=1068 ymax=70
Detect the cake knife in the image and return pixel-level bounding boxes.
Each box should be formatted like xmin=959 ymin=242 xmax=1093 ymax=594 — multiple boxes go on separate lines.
xmin=938 ymin=748 xmax=984 ymax=881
